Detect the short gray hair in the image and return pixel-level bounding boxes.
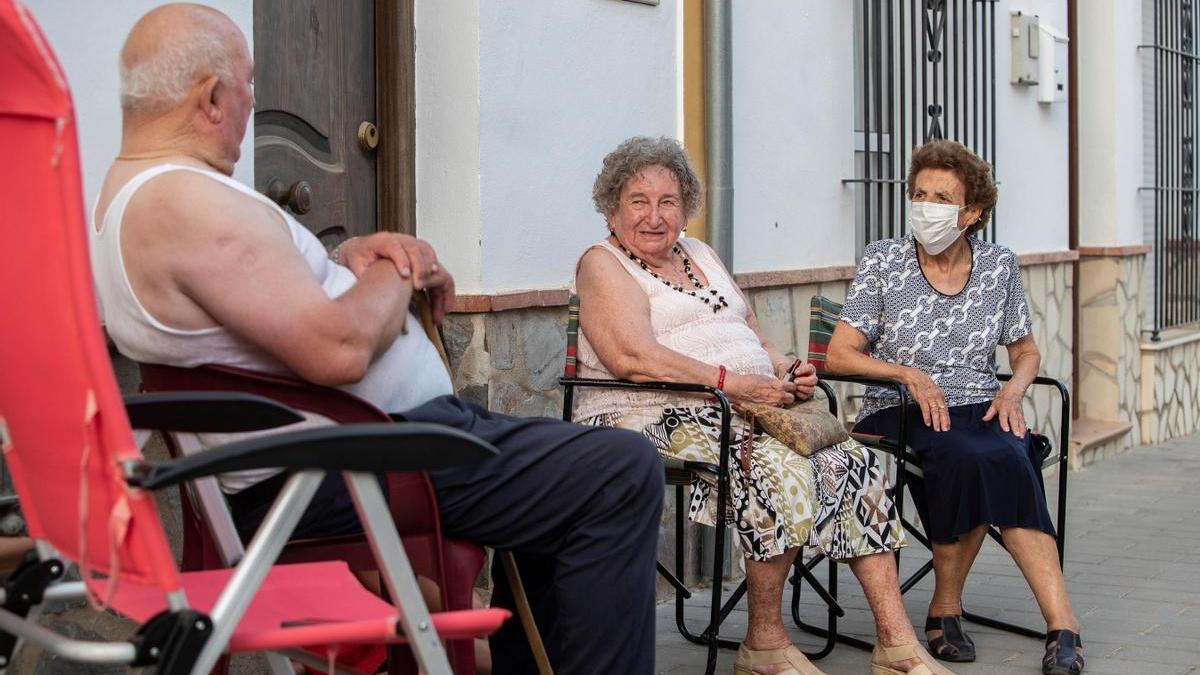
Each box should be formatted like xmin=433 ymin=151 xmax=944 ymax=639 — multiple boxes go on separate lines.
xmin=592 ymin=136 xmax=704 ymax=219
xmin=119 ymin=15 xmax=236 ymax=114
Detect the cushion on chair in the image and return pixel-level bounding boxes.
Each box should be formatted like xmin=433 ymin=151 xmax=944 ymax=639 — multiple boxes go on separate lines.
xmin=564 ymin=294 xmax=581 ymax=377
xmin=808 ymin=296 xmax=844 ymax=374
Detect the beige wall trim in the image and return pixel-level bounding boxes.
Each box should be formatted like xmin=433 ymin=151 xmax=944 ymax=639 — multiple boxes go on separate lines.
xmin=1017 ymin=250 xmax=1079 ymax=266
xmin=734 ymin=266 xmax=859 ymax=289
xmin=1077 ymin=244 xmax=1153 ymax=257
xmin=1140 ymin=325 xmax=1200 ymax=352
xmin=451 ymin=289 xmax=572 ymax=313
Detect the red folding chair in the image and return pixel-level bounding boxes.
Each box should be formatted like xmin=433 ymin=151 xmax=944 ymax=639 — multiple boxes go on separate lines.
xmin=0 ymin=4 xmax=508 ymax=671
xmin=138 ymin=362 xmax=492 ymax=674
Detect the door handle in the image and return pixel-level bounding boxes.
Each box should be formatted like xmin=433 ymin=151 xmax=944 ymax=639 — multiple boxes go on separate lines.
xmin=265 ymin=177 xmax=313 ymax=215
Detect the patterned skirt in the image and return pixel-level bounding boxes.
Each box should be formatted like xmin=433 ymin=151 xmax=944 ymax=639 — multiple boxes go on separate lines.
xmin=582 ymin=405 xmax=905 ymax=562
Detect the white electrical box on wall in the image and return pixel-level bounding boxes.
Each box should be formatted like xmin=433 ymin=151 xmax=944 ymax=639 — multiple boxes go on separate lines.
xmin=1010 ymin=11 xmax=1039 ymax=85
xmin=1038 ymin=24 xmax=1069 ymax=104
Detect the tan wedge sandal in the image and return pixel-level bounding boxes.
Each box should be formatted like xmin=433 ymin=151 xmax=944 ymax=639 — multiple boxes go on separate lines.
xmin=733 ymin=643 xmax=826 ymax=675
xmin=870 ymin=642 xmax=957 ymax=675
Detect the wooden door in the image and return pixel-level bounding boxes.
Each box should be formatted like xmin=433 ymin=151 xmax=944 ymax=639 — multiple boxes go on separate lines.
xmin=253 ymin=1 xmax=376 ymax=247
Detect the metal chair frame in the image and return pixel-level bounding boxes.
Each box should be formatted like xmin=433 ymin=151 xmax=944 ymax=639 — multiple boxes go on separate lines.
xmin=560 ymin=377 xmax=848 ymax=675
xmin=806 ymin=295 xmax=1072 ymax=647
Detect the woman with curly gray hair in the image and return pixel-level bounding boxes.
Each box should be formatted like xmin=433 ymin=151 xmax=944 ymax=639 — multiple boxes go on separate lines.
xmin=573 ymin=137 xmax=952 ymax=675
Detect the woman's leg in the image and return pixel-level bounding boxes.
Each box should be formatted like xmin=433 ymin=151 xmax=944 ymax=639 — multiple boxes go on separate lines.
xmin=927 ymin=524 xmax=988 ymax=640
xmin=743 ymin=547 xmax=801 ymax=652
xmin=1000 ymin=526 xmax=1078 ymax=631
xmin=929 ymin=525 xmax=988 ymax=616
xmin=848 ymin=552 xmax=922 ymax=672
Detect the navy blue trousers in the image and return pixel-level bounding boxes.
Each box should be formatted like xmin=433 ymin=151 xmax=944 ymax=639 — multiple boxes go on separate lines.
xmin=400 ymin=396 xmax=663 ymax=675
xmin=231 ymin=395 xmax=663 ymax=674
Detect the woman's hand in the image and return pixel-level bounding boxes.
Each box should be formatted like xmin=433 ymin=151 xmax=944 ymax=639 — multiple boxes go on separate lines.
xmin=898 ymin=366 xmax=951 ymax=432
xmin=725 ymin=372 xmax=797 ymax=406
xmin=772 ymin=359 xmax=818 ymax=401
xmin=982 ymin=387 xmax=1028 ymax=437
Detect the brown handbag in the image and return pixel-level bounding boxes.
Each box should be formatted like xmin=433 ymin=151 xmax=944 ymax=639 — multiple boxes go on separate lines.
xmin=734 ymin=398 xmax=850 ymax=458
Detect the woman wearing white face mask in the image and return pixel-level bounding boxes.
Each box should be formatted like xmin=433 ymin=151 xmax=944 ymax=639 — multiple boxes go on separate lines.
xmin=826 ymin=140 xmax=1084 ymax=675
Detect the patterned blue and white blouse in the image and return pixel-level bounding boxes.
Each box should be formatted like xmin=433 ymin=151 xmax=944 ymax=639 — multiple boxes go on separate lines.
xmin=840 ymin=235 xmax=1031 ymax=422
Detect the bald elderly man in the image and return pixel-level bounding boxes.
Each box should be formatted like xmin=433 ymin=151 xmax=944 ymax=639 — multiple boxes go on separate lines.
xmin=90 ymin=5 xmax=662 ymax=673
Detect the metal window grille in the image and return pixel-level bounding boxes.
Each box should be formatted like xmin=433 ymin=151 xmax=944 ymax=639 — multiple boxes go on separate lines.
xmin=1143 ymin=0 xmax=1200 ymax=337
xmin=848 ymin=0 xmax=998 ymax=251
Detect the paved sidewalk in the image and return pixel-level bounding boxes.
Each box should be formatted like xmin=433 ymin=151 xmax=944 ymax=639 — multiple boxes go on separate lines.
xmin=655 ymin=433 xmax=1200 ymax=675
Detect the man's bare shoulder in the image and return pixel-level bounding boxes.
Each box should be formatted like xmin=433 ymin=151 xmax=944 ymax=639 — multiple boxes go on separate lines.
xmin=123 ymin=169 xmax=286 ymax=244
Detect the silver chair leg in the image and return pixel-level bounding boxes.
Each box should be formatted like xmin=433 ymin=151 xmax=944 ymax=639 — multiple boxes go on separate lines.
xmin=190 ymin=470 xmax=323 ymax=675
xmin=344 ymin=471 xmax=453 ymax=675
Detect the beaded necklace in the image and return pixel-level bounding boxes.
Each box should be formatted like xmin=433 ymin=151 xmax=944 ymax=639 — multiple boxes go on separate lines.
xmin=614 ymin=239 xmax=729 ymax=313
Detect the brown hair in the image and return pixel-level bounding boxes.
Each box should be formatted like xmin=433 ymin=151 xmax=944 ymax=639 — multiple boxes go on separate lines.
xmin=906 ymin=139 xmax=998 ymax=236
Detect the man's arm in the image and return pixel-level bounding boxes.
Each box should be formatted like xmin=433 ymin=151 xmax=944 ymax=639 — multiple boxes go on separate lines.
xmin=336 ymin=233 xmax=456 ymax=323
xmin=124 ymin=173 xmax=412 ymax=386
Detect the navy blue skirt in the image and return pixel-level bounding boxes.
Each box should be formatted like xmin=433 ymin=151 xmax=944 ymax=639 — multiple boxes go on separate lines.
xmin=854 ymin=401 xmax=1055 ymax=544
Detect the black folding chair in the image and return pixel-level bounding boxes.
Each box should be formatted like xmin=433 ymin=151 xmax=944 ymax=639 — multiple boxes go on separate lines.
xmin=560 ymin=296 xmax=848 ymax=675
xmin=808 ymin=295 xmax=1071 ymax=647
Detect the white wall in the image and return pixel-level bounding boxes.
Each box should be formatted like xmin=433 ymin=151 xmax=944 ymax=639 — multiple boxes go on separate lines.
xmin=414 ymin=0 xmax=483 ymax=293
xmin=1077 ymin=0 xmax=1146 ymax=247
xmin=474 ymin=0 xmax=680 ymax=292
xmin=20 ymin=1 xmax=255 ymax=215
xmin=993 ymin=0 xmax=1071 ymax=254
xmin=730 ymin=1 xmax=859 ymax=274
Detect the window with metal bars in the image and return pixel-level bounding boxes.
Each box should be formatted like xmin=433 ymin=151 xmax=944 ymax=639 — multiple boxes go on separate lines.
xmin=848 ymin=0 xmax=999 ymax=254
xmin=1143 ymin=0 xmax=1200 ymax=337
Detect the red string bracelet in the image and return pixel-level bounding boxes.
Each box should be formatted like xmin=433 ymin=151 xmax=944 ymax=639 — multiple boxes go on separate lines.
xmin=716 ymin=364 xmax=727 ymax=391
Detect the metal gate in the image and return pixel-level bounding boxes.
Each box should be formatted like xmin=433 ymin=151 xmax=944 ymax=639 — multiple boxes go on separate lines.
xmin=1144 ymin=0 xmax=1200 ymax=337
xmin=848 ymin=0 xmax=999 ymax=249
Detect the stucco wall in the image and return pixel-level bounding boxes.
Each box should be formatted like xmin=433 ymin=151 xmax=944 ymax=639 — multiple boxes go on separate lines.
xmin=1077 ymin=0 xmax=1147 ymax=247
xmin=729 ymin=1 xmax=858 ymax=274
xmin=21 ymin=1 xmax=256 ymax=208
xmin=414 ymin=0 xmax=484 ymax=293
xmin=473 ymin=0 xmax=681 ymax=294
xmin=993 ymin=0 xmax=1071 ymax=255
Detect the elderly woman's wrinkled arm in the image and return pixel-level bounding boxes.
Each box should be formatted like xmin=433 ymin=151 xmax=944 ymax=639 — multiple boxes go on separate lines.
xmin=826 ymin=320 xmax=953 ymax=432
xmin=576 ymin=249 xmax=796 ymax=406
xmin=982 ymin=334 xmax=1040 ymax=437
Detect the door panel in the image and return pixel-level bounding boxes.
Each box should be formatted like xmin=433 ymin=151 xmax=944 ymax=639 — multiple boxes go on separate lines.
xmin=254 ymin=1 xmax=375 ymax=247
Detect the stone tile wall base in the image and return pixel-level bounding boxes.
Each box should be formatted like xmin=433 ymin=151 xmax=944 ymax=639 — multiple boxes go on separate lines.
xmin=1076 ymin=255 xmax=1146 ymax=451
xmin=1139 ymin=335 xmax=1200 ymax=445
xmin=1075 ymin=435 xmax=1135 ymax=470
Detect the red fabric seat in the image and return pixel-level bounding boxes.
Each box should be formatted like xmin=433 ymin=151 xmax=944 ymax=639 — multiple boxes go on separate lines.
xmin=90 ymin=560 xmax=508 ymax=651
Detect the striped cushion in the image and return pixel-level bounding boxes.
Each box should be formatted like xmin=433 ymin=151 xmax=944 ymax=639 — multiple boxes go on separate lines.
xmin=807 ymin=295 xmax=844 ymax=374
xmin=564 ymin=294 xmax=580 ymax=377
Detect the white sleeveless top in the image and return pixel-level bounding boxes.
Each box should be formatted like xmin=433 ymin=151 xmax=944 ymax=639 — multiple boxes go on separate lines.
xmin=572 ymin=237 xmax=774 ymax=421
xmin=91 ymin=163 xmax=453 ymax=491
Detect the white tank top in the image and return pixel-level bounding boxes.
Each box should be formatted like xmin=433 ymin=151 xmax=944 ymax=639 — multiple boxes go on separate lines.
xmin=572 ymin=237 xmax=774 ymax=421
xmin=91 ymin=163 xmax=454 ymax=490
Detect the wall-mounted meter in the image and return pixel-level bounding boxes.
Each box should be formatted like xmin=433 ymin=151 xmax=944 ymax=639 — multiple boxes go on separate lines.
xmin=1010 ymin=11 xmax=1040 ymax=85
xmin=1038 ymin=24 xmax=1069 ymax=104
xmin=1010 ymin=10 xmax=1068 ymax=104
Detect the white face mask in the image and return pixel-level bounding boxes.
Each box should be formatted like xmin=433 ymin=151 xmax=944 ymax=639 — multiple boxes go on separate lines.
xmin=908 ymin=201 xmax=963 ymax=256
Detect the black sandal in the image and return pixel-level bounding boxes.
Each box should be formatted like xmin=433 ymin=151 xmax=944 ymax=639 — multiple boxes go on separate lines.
xmin=924 ymin=615 xmax=976 ymax=662
xmin=1043 ymin=629 xmax=1084 ymax=675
